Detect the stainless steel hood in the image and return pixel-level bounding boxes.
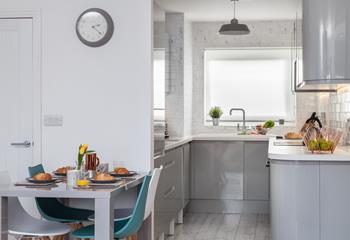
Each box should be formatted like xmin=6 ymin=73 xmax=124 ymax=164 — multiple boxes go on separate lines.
xmin=300 ymin=0 xmax=350 ymax=91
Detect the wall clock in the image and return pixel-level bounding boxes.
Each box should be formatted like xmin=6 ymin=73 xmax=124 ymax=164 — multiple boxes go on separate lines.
xmin=76 ymin=8 xmax=114 ymax=47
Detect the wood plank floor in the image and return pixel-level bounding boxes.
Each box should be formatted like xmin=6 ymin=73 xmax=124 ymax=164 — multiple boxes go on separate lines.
xmin=167 ymin=214 xmax=271 ymax=240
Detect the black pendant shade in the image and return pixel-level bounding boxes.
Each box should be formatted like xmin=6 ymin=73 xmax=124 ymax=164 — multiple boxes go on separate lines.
xmin=219 ymin=18 xmax=250 ymax=35
xmin=219 ymin=0 xmax=250 ymax=35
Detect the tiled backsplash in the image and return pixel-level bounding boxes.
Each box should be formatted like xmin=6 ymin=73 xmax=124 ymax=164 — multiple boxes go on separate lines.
xmin=318 ymin=89 xmax=350 ymax=145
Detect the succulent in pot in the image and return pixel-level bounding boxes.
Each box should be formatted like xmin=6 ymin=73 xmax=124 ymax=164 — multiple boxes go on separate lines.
xmin=209 ymin=106 xmax=223 ymax=126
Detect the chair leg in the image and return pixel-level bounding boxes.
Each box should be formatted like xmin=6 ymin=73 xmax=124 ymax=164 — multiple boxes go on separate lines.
xmin=126 ymin=235 xmax=137 ymax=240
xmin=68 ymin=223 xmax=90 ymax=240
xmin=53 ymin=235 xmax=67 ymax=240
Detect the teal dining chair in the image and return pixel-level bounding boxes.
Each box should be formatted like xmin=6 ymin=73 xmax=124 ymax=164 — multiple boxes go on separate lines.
xmin=28 ymin=164 xmax=94 ymax=223
xmin=71 ymin=174 xmax=152 ymax=239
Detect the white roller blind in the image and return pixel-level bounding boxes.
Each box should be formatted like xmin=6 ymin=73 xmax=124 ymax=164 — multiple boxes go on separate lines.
xmin=205 ymin=48 xmax=295 ymax=122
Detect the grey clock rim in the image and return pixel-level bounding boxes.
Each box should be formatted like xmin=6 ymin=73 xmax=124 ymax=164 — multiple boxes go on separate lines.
xmin=76 ymin=8 xmax=114 ymax=48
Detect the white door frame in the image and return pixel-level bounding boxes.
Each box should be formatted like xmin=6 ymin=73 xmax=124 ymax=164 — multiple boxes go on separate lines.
xmin=0 ymin=10 xmax=42 ymax=164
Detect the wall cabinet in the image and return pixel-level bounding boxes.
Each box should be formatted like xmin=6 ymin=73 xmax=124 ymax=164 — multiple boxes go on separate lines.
xmin=244 ymin=142 xmax=269 ymax=200
xmin=191 ymin=141 xmax=244 ymax=200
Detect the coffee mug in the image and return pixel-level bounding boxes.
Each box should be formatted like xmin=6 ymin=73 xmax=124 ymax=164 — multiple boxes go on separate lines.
xmin=85 ymin=151 xmax=100 ymax=171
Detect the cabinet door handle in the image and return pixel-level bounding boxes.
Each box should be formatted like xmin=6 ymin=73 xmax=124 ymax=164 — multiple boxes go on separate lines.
xmin=163 ymin=160 xmax=175 ymax=169
xmin=266 ymin=161 xmax=271 ymax=167
xmin=163 ymin=186 xmax=176 ymax=198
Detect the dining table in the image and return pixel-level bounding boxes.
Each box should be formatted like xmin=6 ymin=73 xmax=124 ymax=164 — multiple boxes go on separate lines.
xmin=0 ymin=174 xmax=146 ymax=240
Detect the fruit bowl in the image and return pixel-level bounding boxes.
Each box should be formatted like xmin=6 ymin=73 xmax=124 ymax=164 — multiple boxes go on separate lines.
xmin=303 ymin=127 xmax=342 ymax=154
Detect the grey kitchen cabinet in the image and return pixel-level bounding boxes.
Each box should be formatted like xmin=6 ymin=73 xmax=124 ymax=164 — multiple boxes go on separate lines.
xmin=154 ymin=146 xmax=183 ymax=237
xmin=183 ymin=143 xmax=190 ymax=207
xmin=191 ymin=141 xmax=244 ymax=200
xmin=319 ymin=163 xmax=350 ymax=240
xmin=243 ymin=142 xmax=270 ymax=200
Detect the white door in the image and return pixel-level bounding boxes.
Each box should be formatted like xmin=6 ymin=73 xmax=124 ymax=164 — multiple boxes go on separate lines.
xmin=0 ymin=18 xmax=35 ymax=185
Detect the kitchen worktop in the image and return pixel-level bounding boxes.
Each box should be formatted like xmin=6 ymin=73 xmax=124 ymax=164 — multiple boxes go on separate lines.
xmin=268 ymin=137 xmax=350 ymax=161
xmin=165 ymin=133 xmax=272 ymax=151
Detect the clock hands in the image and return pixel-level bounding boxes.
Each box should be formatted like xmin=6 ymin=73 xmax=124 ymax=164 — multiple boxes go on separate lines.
xmin=91 ymin=24 xmax=103 ymax=35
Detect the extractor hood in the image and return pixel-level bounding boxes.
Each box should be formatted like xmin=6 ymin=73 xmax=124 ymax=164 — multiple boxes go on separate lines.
xmin=299 ymin=0 xmax=350 ymax=91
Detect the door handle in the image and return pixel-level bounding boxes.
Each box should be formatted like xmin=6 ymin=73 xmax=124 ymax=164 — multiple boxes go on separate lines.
xmin=11 ymin=140 xmax=31 ymax=148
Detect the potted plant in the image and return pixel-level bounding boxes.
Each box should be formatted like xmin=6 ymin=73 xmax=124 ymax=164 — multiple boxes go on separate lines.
xmin=209 ymin=106 xmax=223 ymax=126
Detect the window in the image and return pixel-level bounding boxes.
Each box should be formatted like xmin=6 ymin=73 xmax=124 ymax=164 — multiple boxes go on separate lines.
xmin=205 ymin=48 xmax=295 ymax=124
xmin=154 ymin=49 xmax=165 ymax=121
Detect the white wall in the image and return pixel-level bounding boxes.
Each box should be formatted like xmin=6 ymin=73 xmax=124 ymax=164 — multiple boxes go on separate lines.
xmin=1 ymin=0 xmax=153 ymax=172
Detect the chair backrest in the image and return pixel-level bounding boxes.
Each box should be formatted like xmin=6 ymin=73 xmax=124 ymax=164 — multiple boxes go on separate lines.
xmin=116 ymin=174 xmax=151 ymax=238
xmin=27 ymin=164 xmax=68 ymax=222
xmin=144 ymin=166 xmax=163 ymax=220
xmin=28 ymin=164 xmax=45 ymax=177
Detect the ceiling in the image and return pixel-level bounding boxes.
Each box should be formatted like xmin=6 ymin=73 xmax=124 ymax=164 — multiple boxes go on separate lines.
xmin=154 ymin=0 xmax=300 ymax=22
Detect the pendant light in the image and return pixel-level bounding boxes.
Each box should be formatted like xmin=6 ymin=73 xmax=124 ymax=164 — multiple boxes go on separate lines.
xmin=219 ymin=0 xmax=250 ymax=35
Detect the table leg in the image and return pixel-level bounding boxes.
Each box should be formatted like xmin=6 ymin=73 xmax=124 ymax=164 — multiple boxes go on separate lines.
xmin=0 ymin=197 xmax=8 ymax=240
xmin=95 ymin=198 xmax=113 ymax=240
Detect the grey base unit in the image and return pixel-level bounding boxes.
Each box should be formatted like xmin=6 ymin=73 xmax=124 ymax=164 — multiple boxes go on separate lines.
xmin=244 ymin=142 xmax=269 ymax=201
xmin=191 ymin=141 xmax=270 ymax=213
xmin=191 ymin=141 xmax=244 ymax=200
xmin=154 ymin=146 xmax=184 ymax=238
xmin=183 ymin=143 xmax=191 ymax=208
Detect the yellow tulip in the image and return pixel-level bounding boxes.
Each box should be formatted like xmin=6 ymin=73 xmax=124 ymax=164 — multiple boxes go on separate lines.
xmin=79 ymin=144 xmax=88 ymax=155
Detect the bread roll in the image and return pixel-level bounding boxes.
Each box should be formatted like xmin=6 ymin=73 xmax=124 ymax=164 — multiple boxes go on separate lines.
xmin=114 ymin=167 xmax=129 ymax=175
xmin=94 ymin=173 xmax=115 ymax=181
xmin=285 ymin=132 xmax=303 ymax=139
xmin=33 ymin=173 xmax=52 ymax=181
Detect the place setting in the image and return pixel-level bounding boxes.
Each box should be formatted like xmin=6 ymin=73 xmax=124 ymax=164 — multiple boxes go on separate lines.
xmin=16 ymin=172 xmax=61 ymax=187
xmin=61 ymin=145 xmax=138 ymax=189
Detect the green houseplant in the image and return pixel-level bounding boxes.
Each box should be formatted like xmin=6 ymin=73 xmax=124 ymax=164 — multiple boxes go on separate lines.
xmin=209 ymin=106 xmax=223 ymax=126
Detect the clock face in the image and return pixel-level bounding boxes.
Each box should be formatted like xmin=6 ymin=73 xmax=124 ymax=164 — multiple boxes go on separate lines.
xmin=76 ymin=8 xmax=114 ymax=47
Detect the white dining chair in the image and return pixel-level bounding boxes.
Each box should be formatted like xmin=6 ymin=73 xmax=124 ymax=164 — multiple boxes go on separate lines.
xmin=0 ymin=171 xmax=71 ymax=240
xmin=144 ymin=165 xmax=163 ymax=220
xmin=88 ymin=166 xmax=163 ymax=222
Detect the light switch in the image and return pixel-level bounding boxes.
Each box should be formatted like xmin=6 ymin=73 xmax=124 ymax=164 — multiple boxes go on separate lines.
xmin=44 ymin=115 xmax=63 ymax=127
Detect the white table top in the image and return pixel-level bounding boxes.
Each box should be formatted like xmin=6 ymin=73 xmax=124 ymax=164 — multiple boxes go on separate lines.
xmin=0 ymin=174 xmax=145 ymax=199
xmin=268 ymin=138 xmax=350 ymax=162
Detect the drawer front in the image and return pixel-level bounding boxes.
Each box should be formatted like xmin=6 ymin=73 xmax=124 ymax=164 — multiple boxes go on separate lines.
xmin=155 ymin=146 xmax=184 ymax=236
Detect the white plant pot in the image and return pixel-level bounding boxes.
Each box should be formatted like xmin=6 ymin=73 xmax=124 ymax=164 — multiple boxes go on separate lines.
xmin=212 ymin=118 xmax=220 ymax=126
